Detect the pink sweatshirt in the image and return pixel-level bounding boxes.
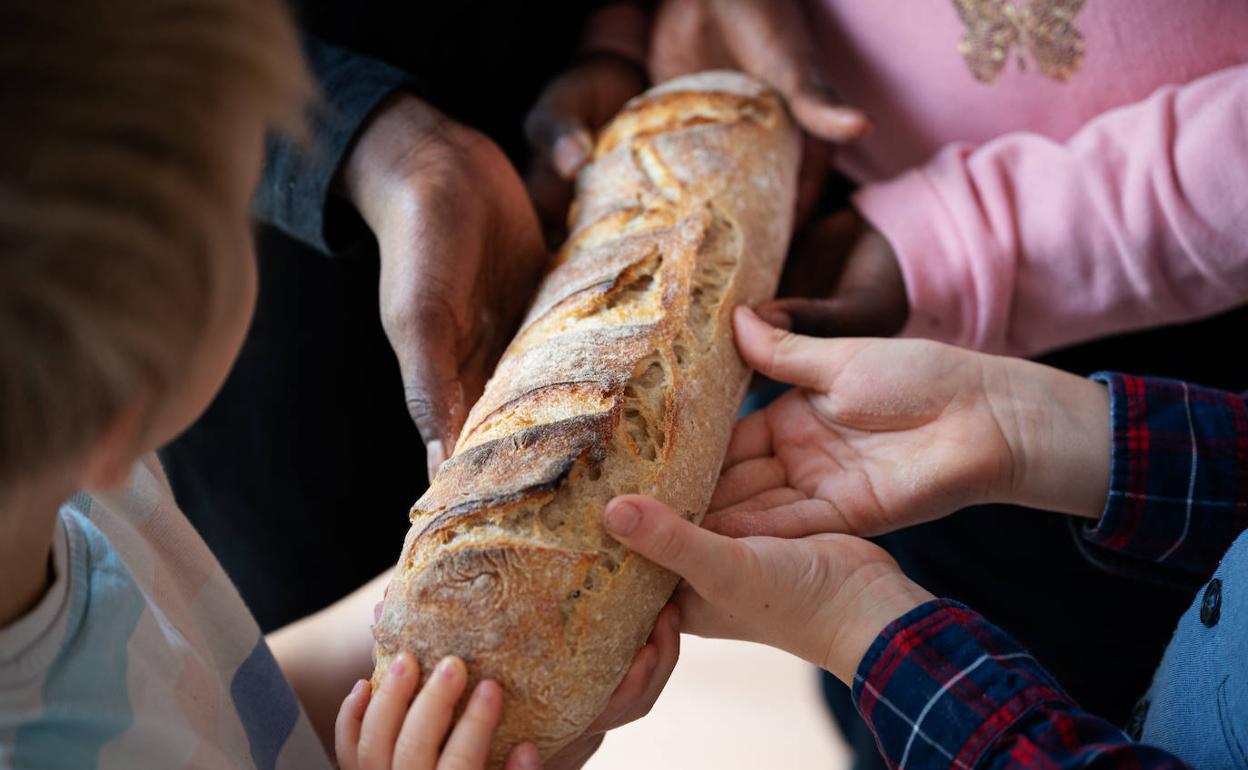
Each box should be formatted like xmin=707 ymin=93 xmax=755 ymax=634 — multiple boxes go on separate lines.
xmin=810 ymin=0 xmax=1248 ymax=356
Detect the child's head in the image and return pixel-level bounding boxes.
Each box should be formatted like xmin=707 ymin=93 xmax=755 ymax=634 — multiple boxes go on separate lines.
xmin=0 ymin=0 xmax=312 ymax=499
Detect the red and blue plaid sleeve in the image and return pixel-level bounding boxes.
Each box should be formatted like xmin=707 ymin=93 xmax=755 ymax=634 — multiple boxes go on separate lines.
xmin=854 ymin=599 xmax=1193 ymax=769
xmin=1073 ymin=374 xmax=1248 ymax=587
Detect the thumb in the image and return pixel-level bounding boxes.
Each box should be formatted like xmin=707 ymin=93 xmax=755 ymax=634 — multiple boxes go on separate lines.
xmin=603 ymin=496 xmax=744 ymax=602
xmin=710 ymin=0 xmax=869 ymax=142
xmin=387 ymin=304 xmax=468 ymax=479
xmin=524 ymin=97 xmax=594 ymax=180
xmin=733 ymin=305 xmax=861 ymax=391
xmin=789 ymin=86 xmax=871 ymax=145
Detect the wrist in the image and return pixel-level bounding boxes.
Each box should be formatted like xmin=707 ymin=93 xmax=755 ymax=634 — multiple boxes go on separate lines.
xmin=340 ymin=92 xmax=475 ymax=236
xmin=820 ymin=565 xmax=933 ymax=685
xmin=987 ymin=357 xmax=1111 ymax=519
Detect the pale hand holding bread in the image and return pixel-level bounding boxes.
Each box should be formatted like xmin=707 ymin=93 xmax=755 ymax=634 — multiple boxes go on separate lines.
xmin=372 ymin=70 xmax=801 ymax=766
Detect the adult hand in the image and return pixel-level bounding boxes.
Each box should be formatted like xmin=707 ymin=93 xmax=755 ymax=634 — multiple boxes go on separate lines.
xmin=602 ymin=496 xmax=932 ymax=684
xmin=525 ymin=53 xmax=648 ymax=245
xmin=758 ymin=208 xmax=908 ymax=338
xmin=651 ymin=0 xmax=869 ymax=143
xmin=543 ymin=603 xmax=681 ymax=770
xmin=343 ymin=94 xmax=548 ymax=477
xmin=651 ymin=0 xmax=870 ymax=222
xmin=708 ymin=307 xmax=1111 ymax=540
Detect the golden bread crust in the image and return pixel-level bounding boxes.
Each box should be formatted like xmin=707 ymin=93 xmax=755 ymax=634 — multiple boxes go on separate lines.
xmin=372 ymin=70 xmax=800 ymax=766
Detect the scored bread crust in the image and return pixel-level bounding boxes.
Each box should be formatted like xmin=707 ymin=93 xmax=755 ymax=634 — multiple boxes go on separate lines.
xmin=372 ymin=71 xmax=800 ymax=766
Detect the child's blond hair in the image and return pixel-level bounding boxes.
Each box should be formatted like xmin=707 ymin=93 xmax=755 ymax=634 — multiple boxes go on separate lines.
xmin=0 ymin=0 xmax=312 ymax=494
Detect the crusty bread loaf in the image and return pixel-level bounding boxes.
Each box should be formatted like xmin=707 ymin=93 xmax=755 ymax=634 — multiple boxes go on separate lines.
xmin=372 ymin=70 xmax=800 ymax=765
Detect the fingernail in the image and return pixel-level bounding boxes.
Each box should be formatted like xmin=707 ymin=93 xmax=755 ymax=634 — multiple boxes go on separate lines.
xmin=553 ymin=132 xmax=591 ymax=178
xmin=643 ymin=645 xmax=659 ymax=674
xmin=437 ymin=656 xmax=460 ymax=679
xmin=604 ymin=501 xmax=640 ymax=535
xmin=516 ymin=743 xmax=542 ymax=770
xmin=829 ymin=108 xmax=872 ymax=135
xmin=826 ymin=105 xmax=861 ymax=122
xmin=668 ymin=605 xmax=682 ymax=632
xmin=350 ymin=679 xmax=369 ymax=699
xmin=373 ymin=601 xmax=384 ymax=624
xmin=474 ymin=679 xmax=501 ymax=705
xmin=389 ymin=654 xmax=409 ymax=679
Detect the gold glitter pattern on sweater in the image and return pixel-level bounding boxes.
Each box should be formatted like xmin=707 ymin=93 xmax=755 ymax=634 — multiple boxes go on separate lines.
xmin=954 ymin=0 xmax=1086 ymax=83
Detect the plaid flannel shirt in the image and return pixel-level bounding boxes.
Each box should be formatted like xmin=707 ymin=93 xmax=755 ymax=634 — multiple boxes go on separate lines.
xmin=852 ymin=373 xmax=1248 ymax=769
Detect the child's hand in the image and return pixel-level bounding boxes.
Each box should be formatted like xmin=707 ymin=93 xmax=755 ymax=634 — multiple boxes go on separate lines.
xmin=543 ymin=602 xmax=681 ymax=770
xmin=602 ymin=495 xmax=933 ymax=683
xmin=707 ymin=308 xmax=1111 ymax=540
xmin=337 ymin=602 xmax=679 ymax=770
xmin=335 ymin=654 xmax=539 ymax=770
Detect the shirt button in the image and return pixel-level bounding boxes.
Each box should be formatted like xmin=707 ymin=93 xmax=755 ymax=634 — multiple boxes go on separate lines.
xmin=1200 ymin=578 xmax=1222 ymax=627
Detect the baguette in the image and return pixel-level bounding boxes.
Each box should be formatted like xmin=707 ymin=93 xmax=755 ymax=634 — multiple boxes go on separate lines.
xmin=372 ymin=70 xmax=801 ymax=765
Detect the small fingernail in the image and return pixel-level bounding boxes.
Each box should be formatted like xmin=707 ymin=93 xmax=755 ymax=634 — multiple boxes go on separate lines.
xmin=553 ymin=132 xmax=591 ymax=178
xmin=437 ymin=656 xmax=460 ymax=679
xmin=350 ymin=679 xmax=369 ymax=699
xmin=604 ymin=501 xmax=640 ymax=535
xmin=827 ymin=105 xmax=861 ymax=122
xmin=643 ymin=645 xmax=659 ymax=674
xmin=829 ymin=108 xmax=872 ymax=135
xmin=668 ymin=605 xmax=682 ymax=632
xmin=389 ymin=654 xmax=409 ymax=680
xmin=373 ymin=601 xmax=384 ymax=624
xmin=475 ymin=679 xmax=501 ymax=704
xmin=517 ymin=743 xmax=542 ymax=770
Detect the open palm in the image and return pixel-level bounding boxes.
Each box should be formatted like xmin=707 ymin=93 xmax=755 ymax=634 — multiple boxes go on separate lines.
xmin=708 ymin=313 xmax=1018 ymax=539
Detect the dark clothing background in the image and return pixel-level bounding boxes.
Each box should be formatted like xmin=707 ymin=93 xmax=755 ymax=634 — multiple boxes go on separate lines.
xmin=158 ymin=2 xmax=1248 ymax=766
xmin=161 ymin=2 xmax=597 ymax=631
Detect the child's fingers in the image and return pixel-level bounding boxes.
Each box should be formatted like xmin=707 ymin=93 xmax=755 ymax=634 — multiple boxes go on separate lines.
xmin=434 ymin=680 xmax=505 ymax=770
xmin=709 ymin=456 xmax=790 ymax=512
xmin=712 ymin=484 xmax=806 ymax=519
xmin=733 ymin=306 xmax=858 ymax=392
xmin=502 ymin=742 xmax=542 ymax=770
xmin=334 ymin=679 xmax=371 ymax=770
xmin=706 ymin=498 xmax=853 ymax=539
xmin=635 ymin=602 xmax=681 ymax=716
xmin=357 ymin=653 xmax=420 ymax=770
xmin=588 ymin=642 xmax=657 ymax=733
xmin=391 ymin=656 xmax=468 ymax=768
xmin=720 ymin=409 xmax=773 ymax=470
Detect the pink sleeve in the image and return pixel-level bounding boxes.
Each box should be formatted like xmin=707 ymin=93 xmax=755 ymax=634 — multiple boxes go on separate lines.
xmin=854 ymin=63 xmax=1248 ymax=357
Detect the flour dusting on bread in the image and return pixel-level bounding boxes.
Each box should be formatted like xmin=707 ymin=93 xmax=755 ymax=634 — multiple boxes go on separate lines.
xmin=372 ymin=71 xmax=800 ymax=766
